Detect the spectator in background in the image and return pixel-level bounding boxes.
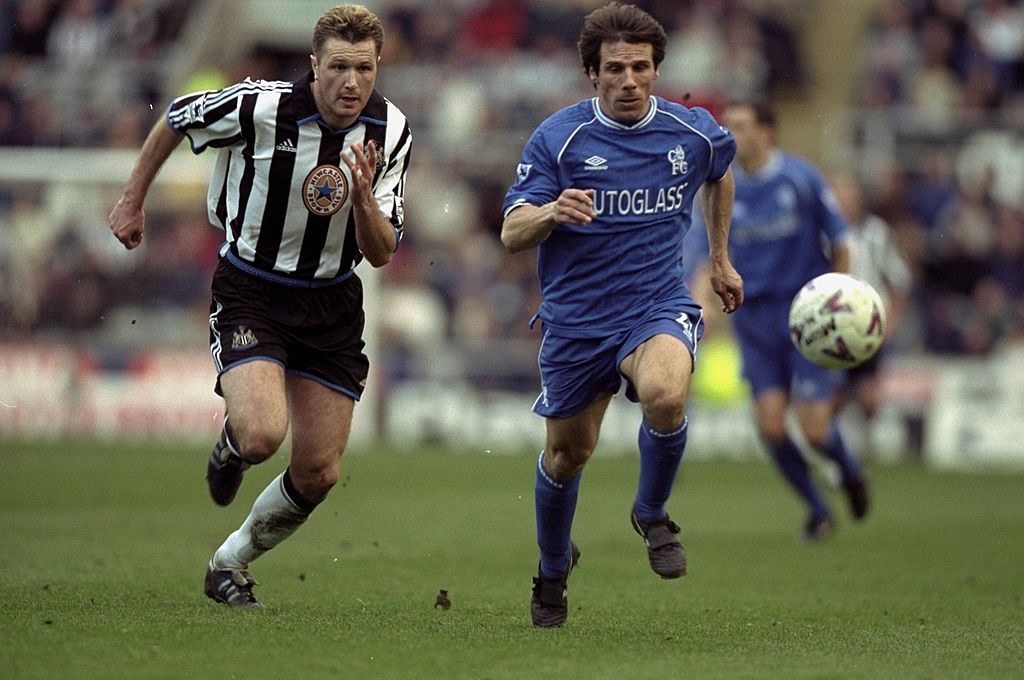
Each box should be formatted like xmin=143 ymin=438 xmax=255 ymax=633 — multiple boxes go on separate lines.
xmin=658 ymin=3 xmax=727 ymax=104
xmin=860 ymin=0 xmax=1024 ymax=123
xmin=862 ymin=0 xmax=917 ymax=106
xmin=45 ymin=0 xmax=108 ymax=67
xmin=7 ymin=0 xmax=56 ymax=58
xmin=990 ymin=206 xmax=1024 ymax=304
xmin=458 ymin=0 xmax=529 ymax=55
xmin=755 ymin=0 xmax=807 ymax=92
xmin=968 ymin=0 xmax=1024 ymax=90
xmin=658 ymin=0 xmax=795 ymax=109
xmin=909 ymin=14 xmax=961 ymax=128
xmin=907 ymin=149 xmax=957 ymax=230
xmin=106 ymin=0 xmax=162 ymax=61
xmin=0 ymin=87 xmax=23 ymax=147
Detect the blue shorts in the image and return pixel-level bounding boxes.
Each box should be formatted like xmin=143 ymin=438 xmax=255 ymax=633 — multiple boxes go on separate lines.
xmin=533 ymin=302 xmax=704 ymax=419
xmin=731 ymin=297 xmax=842 ymax=402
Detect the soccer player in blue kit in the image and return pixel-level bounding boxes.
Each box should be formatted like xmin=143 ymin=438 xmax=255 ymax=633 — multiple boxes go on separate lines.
xmin=717 ymin=100 xmax=869 ymax=543
xmin=501 ymin=2 xmax=744 ymax=628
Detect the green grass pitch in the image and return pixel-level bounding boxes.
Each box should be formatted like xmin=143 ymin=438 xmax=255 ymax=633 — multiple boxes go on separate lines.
xmin=1 ymin=440 xmax=1021 ymax=679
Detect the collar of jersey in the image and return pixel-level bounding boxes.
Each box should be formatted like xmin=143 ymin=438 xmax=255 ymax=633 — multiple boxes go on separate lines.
xmin=591 ymin=95 xmax=658 ymax=130
xmin=735 ymin=149 xmax=784 ymax=183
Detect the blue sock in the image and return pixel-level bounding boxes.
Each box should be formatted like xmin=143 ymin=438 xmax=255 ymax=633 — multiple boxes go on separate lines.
xmin=768 ymin=438 xmax=830 ymax=519
xmin=633 ymin=417 xmax=688 ymax=521
xmin=535 ymin=451 xmax=580 ymax=578
xmin=819 ymin=423 xmax=862 ymax=484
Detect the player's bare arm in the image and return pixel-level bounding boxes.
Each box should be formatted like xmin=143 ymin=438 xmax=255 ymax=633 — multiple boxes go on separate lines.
xmin=700 ymin=168 xmax=744 ymax=314
xmin=500 ymin=188 xmax=596 ymax=253
xmin=342 ymin=140 xmax=396 ymax=267
xmin=108 ymin=118 xmax=184 ymax=250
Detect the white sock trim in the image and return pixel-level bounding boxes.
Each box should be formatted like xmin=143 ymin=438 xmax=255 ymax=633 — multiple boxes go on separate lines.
xmin=536 ymin=451 xmax=564 ymax=489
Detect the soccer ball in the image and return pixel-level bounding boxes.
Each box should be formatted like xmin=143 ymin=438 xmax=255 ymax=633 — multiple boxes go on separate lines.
xmin=788 ymin=273 xmax=886 ymax=369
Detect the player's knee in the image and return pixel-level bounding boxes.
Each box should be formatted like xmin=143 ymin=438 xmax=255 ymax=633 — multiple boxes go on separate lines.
xmin=757 ymin=420 xmax=788 ymax=445
xmin=803 ymin=423 xmax=831 ymax=449
xmin=235 ymin=424 xmax=286 ymax=463
xmin=642 ymin=387 xmax=687 ymax=431
xmin=797 ymin=410 xmax=834 ymax=448
xmin=546 ymin=445 xmax=590 ymax=481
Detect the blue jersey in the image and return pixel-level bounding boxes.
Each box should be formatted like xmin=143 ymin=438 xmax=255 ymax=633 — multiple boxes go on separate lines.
xmin=503 ymin=96 xmax=735 ymax=337
xmin=728 ymin=151 xmax=849 ymax=300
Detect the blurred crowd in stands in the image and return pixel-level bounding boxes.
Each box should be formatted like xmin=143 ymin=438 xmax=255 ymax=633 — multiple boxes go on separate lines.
xmin=0 ymin=0 xmax=1022 ymax=384
xmin=0 ymin=0 xmax=195 ymax=147
xmin=856 ymin=0 xmax=1024 ymax=355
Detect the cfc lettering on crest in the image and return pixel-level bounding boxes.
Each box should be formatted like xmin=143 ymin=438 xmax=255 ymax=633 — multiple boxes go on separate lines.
xmin=303 ymin=165 xmax=349 ymax=216
xmin=667 ymin=145 xmax=688 ymax=176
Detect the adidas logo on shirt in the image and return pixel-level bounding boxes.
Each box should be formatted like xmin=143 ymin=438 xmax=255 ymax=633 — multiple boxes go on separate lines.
xmin=275 ymin=139 xmax=297 ymax=153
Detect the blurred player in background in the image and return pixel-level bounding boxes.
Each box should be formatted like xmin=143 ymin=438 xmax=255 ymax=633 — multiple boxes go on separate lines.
xmin=109 ymin=4 xmax=411 ymax=608
xmin=714 ymin=100 xmax=868 ymax=542
xmin=502 ymin=2 xmax=743 ymax=628
xmin=831 ymin=172 xmax=912 ymax=457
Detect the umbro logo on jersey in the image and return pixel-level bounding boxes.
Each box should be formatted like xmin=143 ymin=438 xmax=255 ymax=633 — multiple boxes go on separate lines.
xmin=275 ymin=139 xmax=297 ymax=153
xmin=584 ymin=156 xmax=608 ymax=170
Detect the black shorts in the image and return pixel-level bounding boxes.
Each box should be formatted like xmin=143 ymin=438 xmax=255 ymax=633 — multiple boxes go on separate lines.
xmin=208 ymin=259 xmax=369 ymax=400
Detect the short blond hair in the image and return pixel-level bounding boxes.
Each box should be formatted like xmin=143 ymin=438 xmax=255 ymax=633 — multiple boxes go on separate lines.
xmin=312 ymin=5 xmax=384 ymax=57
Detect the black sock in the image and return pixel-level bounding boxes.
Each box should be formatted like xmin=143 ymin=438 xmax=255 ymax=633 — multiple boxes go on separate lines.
xmin=282 ymin=466 xmax=319 ymax=513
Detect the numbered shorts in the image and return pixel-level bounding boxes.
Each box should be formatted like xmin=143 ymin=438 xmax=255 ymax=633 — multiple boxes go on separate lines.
xmin=533 ymin=302 xmax=704 ymax=419
xmin=731 ymin=297 xmax=842 ymax=402
xmin=208 ymin=258 xmax=369 ymax=401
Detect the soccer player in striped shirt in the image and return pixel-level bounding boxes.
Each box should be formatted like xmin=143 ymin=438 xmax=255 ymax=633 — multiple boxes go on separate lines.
xmin=109 ymin=4 xmax=411 ymax=608
xmin=501 ymin=2 xmax=744 ymax=628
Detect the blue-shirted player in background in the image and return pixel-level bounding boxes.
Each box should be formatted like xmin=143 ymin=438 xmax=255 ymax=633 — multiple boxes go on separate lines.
xmin=714 ymin=99 xmax=869 ymax=542
xmin=501 ymin=2 xmax=744 ymax=628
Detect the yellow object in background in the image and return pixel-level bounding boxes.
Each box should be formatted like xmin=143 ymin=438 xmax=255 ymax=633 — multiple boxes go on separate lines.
xmin=692 ymin=337 xmax=748 ymax=406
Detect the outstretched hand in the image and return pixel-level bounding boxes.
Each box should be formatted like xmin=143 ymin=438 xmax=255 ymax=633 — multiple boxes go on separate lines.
xmin=342 ymin=140 xmax=377 ymax=204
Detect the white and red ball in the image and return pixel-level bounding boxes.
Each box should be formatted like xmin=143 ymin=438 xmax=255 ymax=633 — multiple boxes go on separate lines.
xmin=788 ymin=273 xmax=886 ymax=369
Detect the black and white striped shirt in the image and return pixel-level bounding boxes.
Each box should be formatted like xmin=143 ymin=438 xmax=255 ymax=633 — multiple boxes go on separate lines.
xmin=167 ymin=71 xmax=412 ymax=284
